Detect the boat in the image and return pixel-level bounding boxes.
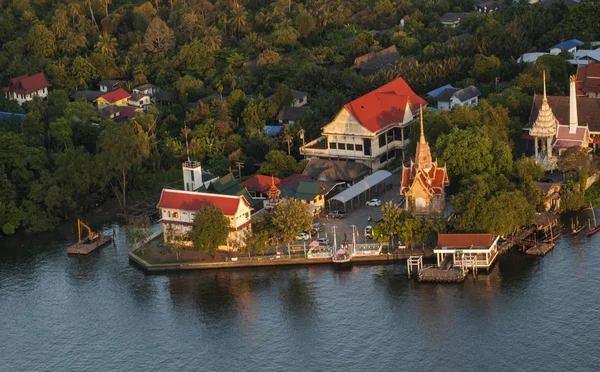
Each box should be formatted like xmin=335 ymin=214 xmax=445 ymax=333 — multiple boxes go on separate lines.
xmin=587 ymin=203 xmax=600 ymax=237
xmin=332 ymin=247 xmax=352 ymax=267
xmin=571 ymin=217 xmax=587 ymax=235
xmin=541 ymin=219 xmax=561 ymax=243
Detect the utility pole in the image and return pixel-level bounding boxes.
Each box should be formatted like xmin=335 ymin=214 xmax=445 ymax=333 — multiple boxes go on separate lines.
xmin=351 ymin=224 xmax=356 ymax=255
xmin=332 ymin=225 xmax=337 ymax=252
xmin=235 ymin=162 xmax=244 ymax=181
xmin=182 ymin=125 xmax=191 ymax=162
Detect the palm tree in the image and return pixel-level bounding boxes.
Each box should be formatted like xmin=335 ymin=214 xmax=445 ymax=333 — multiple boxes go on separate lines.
xmin=51 ymin=8 xmax=69 ymax=39
xmin=202 ymin=26 xmax=222 ymax=52
xmin=229 ymin=3 xmax=248 ymax=39
xmin=67 ymin=1 xmax=81 ymax=24
xmin=86 ymin=0 xmax=99 ymax=31
xmin=95 ymin=32 xmax=118 ymax=57
xmin=59 ymin=31 xmax=88 ymax=55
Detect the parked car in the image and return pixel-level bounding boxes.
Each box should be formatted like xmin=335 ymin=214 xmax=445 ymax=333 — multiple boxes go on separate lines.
xmin=295 ymin=232 xmax=310 ymax=241
xmin=366 ymin=198 xmax=381 ymax=207
xmin=311 ymin=223 xmax=323 ymax=231
xmin=364 ymin=225 xmax=372 ymax=238
xmin=317 ymin=238 xmax=330 ymax=245
xmin=538 ymin=177 xmax=553 ymax=183
xmin=328 ymin=210 xmax=346 ymax=219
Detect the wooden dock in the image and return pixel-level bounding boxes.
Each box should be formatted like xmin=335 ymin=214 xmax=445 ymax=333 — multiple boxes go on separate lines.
xmin=418 ymin=266 xmax=467 ymax=283
xmin=525 ymin=242 xmax=555 ymax=256
xmin=67 ymin=235 xmax=113 ymax=255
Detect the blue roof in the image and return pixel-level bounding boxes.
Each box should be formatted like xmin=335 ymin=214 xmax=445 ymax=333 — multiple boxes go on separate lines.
xmin=427 ymin=84 xmax=454 ymax=99
xmin=0 ymin=112 xmax=26 ymax=123
xmin=550 ymin=39 xmax=584 ymax=52
xmin=263 ymin=125 xmax=284 ymax=136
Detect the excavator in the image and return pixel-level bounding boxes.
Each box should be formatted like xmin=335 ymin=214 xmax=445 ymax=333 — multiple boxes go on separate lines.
xmin=77 ymin=219 xmax=99 ymax=244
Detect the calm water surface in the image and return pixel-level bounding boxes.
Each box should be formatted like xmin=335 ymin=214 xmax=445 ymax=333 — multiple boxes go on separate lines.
xmin=1 ymin=213 xmax=600 ymax=372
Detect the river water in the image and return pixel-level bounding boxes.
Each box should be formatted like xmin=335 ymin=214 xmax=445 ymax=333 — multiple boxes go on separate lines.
xmin=1 ymin=212 xmax=600 ymax=372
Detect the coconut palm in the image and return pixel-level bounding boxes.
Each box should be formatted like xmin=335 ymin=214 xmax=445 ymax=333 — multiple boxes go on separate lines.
xmin=59 ymin=31 xmax=88 ymax=55
xmin=229 ymin=3 xmax=248 ymax=39
xmin=202 ymin=26 xmax=222 ymax=52
xmin=95 ymin=32 xmax=118 ymax=57
xmin=51 ymin=8 xmax=69 ymax=39
xmin=67 ymin=1 xmax=81 ymax=23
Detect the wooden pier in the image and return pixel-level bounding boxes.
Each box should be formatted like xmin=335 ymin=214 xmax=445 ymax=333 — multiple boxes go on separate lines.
xmin=525 ymin=243 xmax=555 ymax=256
xmin=67 ymin=235 xmax=113 ymax=255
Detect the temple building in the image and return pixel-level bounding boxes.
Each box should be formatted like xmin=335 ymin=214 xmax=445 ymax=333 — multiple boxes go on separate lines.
xmin=524 ymin=73 xmax=598 ymax=159
xmin=400 ymin=107 xmax=449 ymax=215
xmin=529 ymin=72 xmax=558 ymax=160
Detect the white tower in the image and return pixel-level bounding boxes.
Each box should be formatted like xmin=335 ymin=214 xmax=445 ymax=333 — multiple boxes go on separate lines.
xmin=183 ymin=161 xmax=203 ymax=191
xmin=181 ymin=125 xmax=202 ymax=191
xmin=569 ymin=75 xmax=578 ymax=134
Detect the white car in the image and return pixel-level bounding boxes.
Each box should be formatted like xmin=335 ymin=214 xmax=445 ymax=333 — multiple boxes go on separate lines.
xmin=296 ymin=232 xmax=310 ymax=241
xmin=365 ymin=225 xmax=372 ymax=238
xmin=366 ymin=199 xmax=381 ymax=207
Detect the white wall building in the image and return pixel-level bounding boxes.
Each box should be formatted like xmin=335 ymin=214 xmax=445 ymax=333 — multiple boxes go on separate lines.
xmin=4 ymin=73 xmax=50 ymax=105
xmin=300 ymin=77 xmax=427 ymax=170
xmin=157 ymin=189 xmax=252 ymax=250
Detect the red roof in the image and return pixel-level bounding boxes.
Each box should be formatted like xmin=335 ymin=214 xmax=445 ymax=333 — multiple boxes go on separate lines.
xmin=437 ymin=234 xmax=496 ymax=248
xmin=400 ymin=163 xmax=449 ymax=195
xmin=156 ymin=189 xmax=248 ymax=216
xmin=96 ymin=88 xmax=130 ymax=104
xmin=4 ymin=73 xmax=50 ymax=95
xmin=528 ymin=95 xmax=600 ymax=134
xmin=242 ymin=175 xmax=281 ymax=194
xmin=344 ymin=77 xmax=427 ymax=133
xmin=576 ymin=64 xmax=600 ymax=96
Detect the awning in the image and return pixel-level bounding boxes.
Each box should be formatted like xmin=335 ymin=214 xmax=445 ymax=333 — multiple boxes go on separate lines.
xmin=330 ymin=170 xmax=392 ymax=204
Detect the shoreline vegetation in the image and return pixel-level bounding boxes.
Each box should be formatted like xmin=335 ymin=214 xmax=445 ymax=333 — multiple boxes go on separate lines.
xmin=1 ymin=0 xmax=599 ymax=262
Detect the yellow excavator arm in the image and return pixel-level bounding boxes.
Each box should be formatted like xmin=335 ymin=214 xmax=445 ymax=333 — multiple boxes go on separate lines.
xmin=77 ymin=219 xmax=98 ymax=243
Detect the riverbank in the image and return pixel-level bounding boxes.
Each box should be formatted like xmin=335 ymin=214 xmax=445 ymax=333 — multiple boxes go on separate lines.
xmin=129 ymin=236 xmax=435 ymax=273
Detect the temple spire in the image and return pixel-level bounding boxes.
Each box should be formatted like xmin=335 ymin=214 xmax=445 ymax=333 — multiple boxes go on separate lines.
xmin=543 ymin=70 xmax=547 ymax=103
xmin=419 ymin=105 xmax=426 ymax=144
xmin=414 ymin=105 xmax=432 ymax=171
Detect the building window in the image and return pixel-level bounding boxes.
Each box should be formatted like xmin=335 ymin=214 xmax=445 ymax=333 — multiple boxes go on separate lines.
xmin=338 ymin=143 xmax=346 ymax=150
xmin=379 ymin=133 xmax=386 ymax=148
xmin=347 ymin=144 xmax=354 ymax=151
xmin=363 ymin=139 xmax=371 ymax=156
xmin=329 ymin=142 xmax=337 ymax=149
xmin=355 ymin=144 xmax=363 ymax=152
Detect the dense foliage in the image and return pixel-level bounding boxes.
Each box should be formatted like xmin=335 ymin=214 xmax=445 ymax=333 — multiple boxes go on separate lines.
xmin=1 ymin=0 xmax=598 ymax=236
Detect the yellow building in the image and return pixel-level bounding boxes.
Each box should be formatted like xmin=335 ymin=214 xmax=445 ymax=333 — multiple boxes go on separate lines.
xmin=94 ymin=88 xmax=131 ymax=109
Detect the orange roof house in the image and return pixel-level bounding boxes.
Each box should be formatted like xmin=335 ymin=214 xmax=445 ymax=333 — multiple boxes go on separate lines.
xmin=400 ymin=106 xmax=449 ymax=216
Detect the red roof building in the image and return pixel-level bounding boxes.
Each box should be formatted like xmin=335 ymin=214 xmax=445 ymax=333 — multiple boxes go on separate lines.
xmin=434 ymin=233 xmax=501 ymax=270
xmin=575 ymin=63 xmax=600 ymax=98
xmin=157 ymin=189 xmax=252 ymax=250
xmin=4 ymin=72 xmax=51 ymax=105
xmin=95 ymin=88 xmax=131 ymax=108
xmin=400 ymin=106 xmax=449 ymax=216
xmin=300 ymin=77 xmax=427 ymax=171
xmin=242 ymin=175 xmax=281 ymax=197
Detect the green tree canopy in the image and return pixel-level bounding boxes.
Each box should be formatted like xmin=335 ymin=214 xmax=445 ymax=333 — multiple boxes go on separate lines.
xmin=188 ymin=205 xmax=230 ymax=255
xmin=272 ymin=198 xmax=312 ymax=244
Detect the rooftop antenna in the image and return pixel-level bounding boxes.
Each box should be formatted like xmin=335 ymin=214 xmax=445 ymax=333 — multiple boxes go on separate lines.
xmin=183 ymin=125 xmax=191 ymax=162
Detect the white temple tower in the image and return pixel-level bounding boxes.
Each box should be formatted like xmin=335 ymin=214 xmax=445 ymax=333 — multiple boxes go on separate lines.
xmin=183 ymin=161 xmax=203 ymax=191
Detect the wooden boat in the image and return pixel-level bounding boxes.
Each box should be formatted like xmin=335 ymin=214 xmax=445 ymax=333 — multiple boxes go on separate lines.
xmin=541 ymin=219 xmax=561 ymax=243
xmin=587 ymin=203 xmax=600 ymax=237
xmin=571 ymin=217 xmax=586 ymax=235
xmin=542 ymin=229 xmax=561 ymax=243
